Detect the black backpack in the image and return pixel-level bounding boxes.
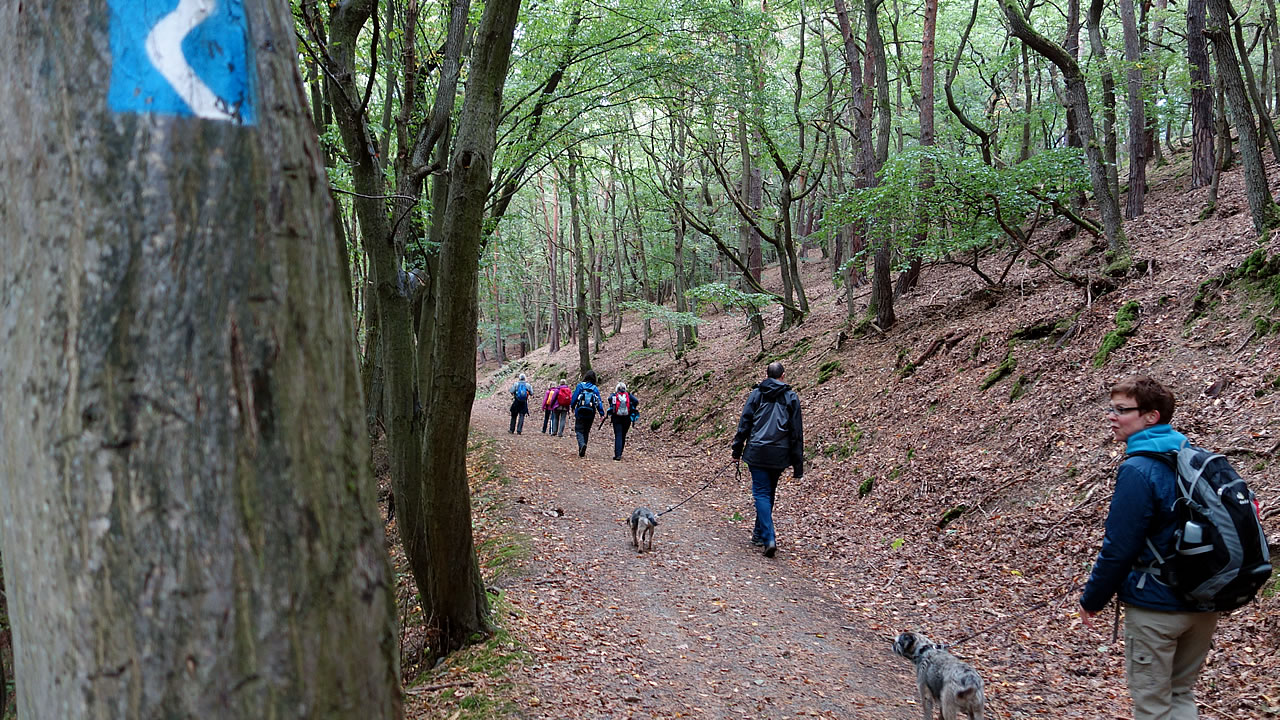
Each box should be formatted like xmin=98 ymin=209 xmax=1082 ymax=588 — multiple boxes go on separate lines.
xmin=1132 ymin=446 xmax=1272 ymax=612
xmin=573 ymin=384 xmax=600 ymax=412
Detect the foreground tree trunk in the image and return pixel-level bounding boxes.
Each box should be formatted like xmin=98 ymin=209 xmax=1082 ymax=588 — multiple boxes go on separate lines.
xmin=418 ymin=0 xmax=522 ymax=655
xmin=0 ymin=2 xmax=401 ymax=717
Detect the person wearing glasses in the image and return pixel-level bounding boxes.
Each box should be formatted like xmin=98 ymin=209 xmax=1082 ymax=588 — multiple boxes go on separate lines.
xmin=1079 ymin=376 xmax=1219 ymax=720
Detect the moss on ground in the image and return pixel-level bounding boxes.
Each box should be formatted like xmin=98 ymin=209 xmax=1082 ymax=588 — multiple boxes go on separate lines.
xmin=1093 ymin=301 xmax=1140 ymax=367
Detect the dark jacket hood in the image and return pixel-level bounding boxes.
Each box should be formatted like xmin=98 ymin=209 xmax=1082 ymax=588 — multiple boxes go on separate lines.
xmin=757 ymin=377 xmax=791 ymax=400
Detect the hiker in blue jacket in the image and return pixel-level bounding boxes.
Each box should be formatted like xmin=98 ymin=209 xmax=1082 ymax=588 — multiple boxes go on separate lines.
xmin=570 ymin=369 xmax=606 ymax=457
xmin=508 ymin=373 xmax=532 ymax=434
xmin=731 ymin=362 xmax=803 ymax=559
xmin=1080 ymin=376 xmax=1219 ymax=720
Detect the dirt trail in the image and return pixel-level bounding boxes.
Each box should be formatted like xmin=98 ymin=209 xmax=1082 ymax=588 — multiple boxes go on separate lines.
xmin=478 ymin=396 xmax=919 ymax=720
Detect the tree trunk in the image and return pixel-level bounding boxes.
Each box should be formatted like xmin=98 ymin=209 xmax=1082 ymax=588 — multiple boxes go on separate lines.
xmin=1189 ymin=0 xmax=1216 ymax=188
xmin=1120 ymin=0 xmax=1146 ymax=218
xmin=899 ymin=0 xmax=936 ymax=296
xmin=569 ymin=154 xmax=591 ymax=374
xmin=1088 ymin=0 xmax=1121 ymax=204
xmin=1004 ymin=0 xmax=1127 ymax=254
xmin=1208 ymin=0 xmax=1280 ymax=232
xmin=0 ymin=2 xmax=400 ymax=717
xmin=419 ymin=0 xmax=521 ymax=657
xmin=1232 ymin=7 xmax=1280 ymax=162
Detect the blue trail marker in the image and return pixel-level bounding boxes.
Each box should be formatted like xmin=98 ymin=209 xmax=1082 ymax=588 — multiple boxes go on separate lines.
xmin=108 ymin=0 xmax=256 ymax=124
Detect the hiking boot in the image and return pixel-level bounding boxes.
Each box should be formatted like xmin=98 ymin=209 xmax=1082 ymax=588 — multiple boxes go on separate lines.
xmin=613 ymin=456 xmax=621 ymax=461
xmin=578 ymin=445 xmax=586 ymax=457
xmin=750 ymin=536 xmax=765 ymax=547
xmin=764 ymin=541 xmax=777 ymax=558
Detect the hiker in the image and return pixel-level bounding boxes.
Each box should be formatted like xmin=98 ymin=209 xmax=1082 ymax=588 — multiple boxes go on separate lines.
xmin=508 ymin=373 xmax=532 ymax=434
xmin=1079 ymin=376 xmax=1220 ymax=720
xmin=606 ymin=382 xmax=639 ymax=461
xmin=550 ymin=376 xmax=571 ymax=437
xmin=540 ymin=382 xmax=557 ymax=433
xmin=731 ymin=361 xmax=803 ymax=558
xmin=570 ymin=369 xmax=606 ymax=457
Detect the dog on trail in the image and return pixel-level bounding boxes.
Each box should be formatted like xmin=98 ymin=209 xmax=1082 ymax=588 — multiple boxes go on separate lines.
xmin=893 ymin=631 xmax=986 ymax=720
xmin=629 ymin=507 xmax=658 ymax=552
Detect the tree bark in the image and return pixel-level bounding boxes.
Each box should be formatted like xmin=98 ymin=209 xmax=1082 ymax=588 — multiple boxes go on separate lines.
xmin=569 ymin=154 xmax=591 ymax=374
xmin=1231 ymin=6 xmax=1280 ymax=162
xmin=0 ymin=2 xmax=400 ymax=717
xmin=1120 ymin=0 xmax=1146 ymax=217
xmin=418 ymin=0 xmax=522 ymax=657
xmin=1189 ymin=0 xmax=1216 ymax=188
xmin=1208 ymin=0 xmax=1280 ymax=232
xmin=1088 ymin=0 xmax=1121 ymax=204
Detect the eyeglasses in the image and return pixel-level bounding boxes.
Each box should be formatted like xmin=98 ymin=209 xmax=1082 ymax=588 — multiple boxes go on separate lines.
xmin=1106 ymin=405 xmax=1141 ymax=416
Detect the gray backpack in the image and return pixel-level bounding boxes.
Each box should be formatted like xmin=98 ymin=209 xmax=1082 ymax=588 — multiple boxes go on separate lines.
xmin=1132 ymin=445 xmax=1272 ymax=612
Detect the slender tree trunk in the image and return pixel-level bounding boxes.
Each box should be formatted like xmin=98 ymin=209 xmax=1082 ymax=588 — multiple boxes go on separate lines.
xmin=865 ymin=0 xmax=896 ymax=326
xmin=1020 ymin=45 xmax=1033 ymax=162
xmin=1189 ymin=0 xmax=1216 ymax=188
xmin=1232 ymin=7 xmax=1280 ymax=162
xmin=1088 ymin=0 xmax=1121 ymax=203
xmin=1208 ymin=0 xmax=1280 ymax=231
xmin=834 ymin=0 xmax=873 ymax=314
xmin=1120 ymin=0 xmax=1146 ymax=217
xmin=898 ymin=0 xmax=935 ymax=296
xmin=541 ymin=173 xmax=562 ymax=353
xmin=0 ymin=1 xmax=400 ymax=716
xmin=568 ymin=153 xmax=591 ymax=373
xmin=946 ymin=0 xmax=996 ymax=165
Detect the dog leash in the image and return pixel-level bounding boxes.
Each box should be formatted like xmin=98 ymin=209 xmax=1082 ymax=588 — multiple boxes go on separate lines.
xmin=656 ymin=458 xmax=742 ymax=517
xmin=943 ymin=581 xmax=1083 ymax=649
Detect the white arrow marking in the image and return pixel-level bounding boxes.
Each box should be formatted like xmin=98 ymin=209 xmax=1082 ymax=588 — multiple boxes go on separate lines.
xmin=145 ymin=0 xmax=235 ymax=121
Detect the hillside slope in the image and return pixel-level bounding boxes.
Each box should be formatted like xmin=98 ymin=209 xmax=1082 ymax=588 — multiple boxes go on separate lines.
xmin=490 ymin=149 xmax=1280 ymax=718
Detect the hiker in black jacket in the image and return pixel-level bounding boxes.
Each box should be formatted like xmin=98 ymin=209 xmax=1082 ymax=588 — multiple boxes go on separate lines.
xmin=731 ymin=362 xmax=804 ymax=558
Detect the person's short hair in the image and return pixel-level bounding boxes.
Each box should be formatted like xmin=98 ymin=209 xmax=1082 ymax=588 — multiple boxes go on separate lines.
xmin=584 ymin=369 xmax=597 ymax=384
xmin=518 ymin=373 xmax=526 ymax=381
xmin=1111 ymin=375 xmax=1176 ymax=424
xmin=616 ymin=382 xmax=627 ymax=393
xmin=766 ymin=362 xmax=784 ymax=379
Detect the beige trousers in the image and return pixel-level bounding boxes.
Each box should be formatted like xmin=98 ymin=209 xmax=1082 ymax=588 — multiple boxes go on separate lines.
xmin=1123 ymin=604 xmax=1220 ymax=720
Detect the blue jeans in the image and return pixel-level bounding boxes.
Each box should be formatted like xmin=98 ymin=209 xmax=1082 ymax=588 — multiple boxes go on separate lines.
xmin=749 ymin=465 xmax=783 ymax=545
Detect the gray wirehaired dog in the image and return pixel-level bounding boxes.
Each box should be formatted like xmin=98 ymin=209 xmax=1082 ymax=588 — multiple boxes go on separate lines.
xmin=893 ymin=632 xmax=985 ymax=720
xmin=629 ymin=507 xmax=658 ymax=552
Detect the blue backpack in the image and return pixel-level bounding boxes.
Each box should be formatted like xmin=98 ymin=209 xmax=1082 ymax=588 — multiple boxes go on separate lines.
xmin=514 ymin=382 xmax=530 ymax=401
xmin=573 ymin=384 xmax=600 ymax=412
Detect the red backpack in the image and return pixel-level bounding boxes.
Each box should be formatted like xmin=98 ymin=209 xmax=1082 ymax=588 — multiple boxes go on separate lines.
xmin=555 ymin=385 xmax=572 ymax=408
xmin=612 ymin=392 xmax=631 ymax=415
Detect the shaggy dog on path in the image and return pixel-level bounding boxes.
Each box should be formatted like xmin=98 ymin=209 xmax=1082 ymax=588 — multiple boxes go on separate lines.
xmin=629 ymin=507 xmax=658 ymax=552
xmin=893 ymin=631 xmax=986 ymax=720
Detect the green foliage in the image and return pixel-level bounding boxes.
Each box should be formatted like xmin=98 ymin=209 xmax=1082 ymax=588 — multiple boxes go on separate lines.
xmin=686 ymin=283 xmax=775 ymax=320
xmin=858 ymin=477 xmax=874 ymax=497
xmin=828 ymin=147 xmax=1091 ymax=282
xmin=1093 ymin=301 xmax=1141 ymax=367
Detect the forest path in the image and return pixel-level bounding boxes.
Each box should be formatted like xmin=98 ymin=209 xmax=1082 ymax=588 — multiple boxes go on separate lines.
xmin=475 ymin=395 xmax=918 ymax=720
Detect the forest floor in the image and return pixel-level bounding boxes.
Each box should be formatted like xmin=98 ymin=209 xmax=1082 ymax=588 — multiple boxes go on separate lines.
xmin=405 ymin=147 xmax=1280 ymax=719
